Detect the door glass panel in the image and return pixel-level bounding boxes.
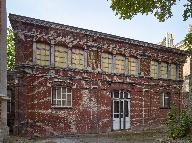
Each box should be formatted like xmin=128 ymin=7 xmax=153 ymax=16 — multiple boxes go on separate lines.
xmin=120 ymin=101 xmax=123 ymax=118
xmin=120 ymin=92 xmax=123 ymax=99
xmin=124 ymin=92 xmax=128 ymax=99
xmin=114 ymin=91 xmax=119 ymax=98
xmin=124 ymin=101 xmax=129 ymax=117
xmin=120 ymin=101 xmax=123 ymax=113
xmin=114 ymin=101 xmax=119 ymax=113
xmin=114 ymin=114 xmax=119 ymax=118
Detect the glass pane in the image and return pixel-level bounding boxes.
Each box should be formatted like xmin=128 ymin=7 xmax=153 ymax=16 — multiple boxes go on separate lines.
xmin=62 ymin=100 xmax=66 ymax=106
xmin=124 ymin=92 xmax=128 ymax=99
xmin=57 ymin=100 xmax=61 ymax=106
xmin=124 ymin=101 xmax=129 ymax=117
xmin=52 ymin=89 xmax=56 ymax=100
xmin=57 ymin=88 xmax=61 ymax=99
xmin=62 ymin=93 xmax=66 ymax=100
xmin=120 ymin=92 xmax=123 ymax=99
xmin=67 ymin=88 xmax=72 ymax=93
xmin=67 ymin=100 xmax=71 ymax=106
xmin=114 ymin=114 xmax=119 ymax=118
xmin=67 ymin=94 xmax=71 ymax=102
xmin=114 ymin=101 xmax=119 ymax=113
xmin=62 ymin=88 xmax=66 ymax=94
xmin=114 ymin=91 xmax=119 ymax=98
xmin=120 ymin=101 xmax=123 ymax=114
xmin=52 ymin=100 xmax=56 ymax=106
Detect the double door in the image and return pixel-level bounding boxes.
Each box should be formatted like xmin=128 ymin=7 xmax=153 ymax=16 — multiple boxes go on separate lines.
xmin=112 ymin=91 xmax=130 ymax=130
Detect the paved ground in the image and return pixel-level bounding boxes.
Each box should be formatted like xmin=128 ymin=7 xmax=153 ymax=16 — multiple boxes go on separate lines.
xmin=8 ymin=130 xmax=188 ymax=143
xmin=8 ymin=135 xmax=165 ymax=143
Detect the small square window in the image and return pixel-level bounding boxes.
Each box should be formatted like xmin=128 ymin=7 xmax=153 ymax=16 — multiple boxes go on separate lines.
xmin=52 ymin=87 xmax=72 ymax=107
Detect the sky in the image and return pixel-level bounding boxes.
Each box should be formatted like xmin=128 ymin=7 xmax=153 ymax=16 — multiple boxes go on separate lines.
xmin=7 ymin=0 xmax=192 ymax=46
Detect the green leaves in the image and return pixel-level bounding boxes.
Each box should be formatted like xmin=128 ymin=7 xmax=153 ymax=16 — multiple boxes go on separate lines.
xmin=166 ymin=103 xmax=192 ymax=140
xmin=7 ymin=27 xmax=15 ymax=71
xmin=183 ymin=0 xmax=192 ymax=21
xmin=109 ymin=0 xmax=192 ymax=22
xmin=184 ymin=26 xmax=192 ymax=55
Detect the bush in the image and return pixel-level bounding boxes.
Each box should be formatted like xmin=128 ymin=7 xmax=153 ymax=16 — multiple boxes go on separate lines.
xmin=166 ymin=103 xmax=192 ymax=140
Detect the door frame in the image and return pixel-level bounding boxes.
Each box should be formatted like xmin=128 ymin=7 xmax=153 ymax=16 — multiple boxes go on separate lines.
xmin=111 ymin=90 xmax=131 ymax=131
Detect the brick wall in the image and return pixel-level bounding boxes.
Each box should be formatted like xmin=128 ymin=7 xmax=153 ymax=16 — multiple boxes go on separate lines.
xmin=9 ymin=14 xmax=187 ymax=137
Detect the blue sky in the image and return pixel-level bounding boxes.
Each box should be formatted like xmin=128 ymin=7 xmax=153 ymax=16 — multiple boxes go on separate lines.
xmin=7 ymin=0 xmax=192 ymax=45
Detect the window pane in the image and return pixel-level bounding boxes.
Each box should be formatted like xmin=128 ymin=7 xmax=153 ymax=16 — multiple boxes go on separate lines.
xmin=62 ymin=100 xmax=66 ymax=106
xmin=57 ymin=100 xmax=61 ymax=106
xmin=72 ymin=48 xmax=84 ymax=69
xmin=102 ymin=53 xmax=112 ymax=73
xmin=124 ymin=92 xmax=129 ymax=99
xmin=57 ymin=88 xmax=61 ymax=99
xmin=67 ymin=100 xmax=71 ymax=106
xmin=114 ymin=101 xmax=119 ymax=113
xmin=52 ymin=100 xmax=56 ymax=106
xmin=62 ymin=93 xmax=66 ymax=100
xmin=67 ymin=88 xmax=71 ymax=93
xmin=114 ymin=91 xmax=119 ymax=98
xmin=115 ymin=55 xmax=125 ymax=74
xmin=52 ymin=88 xmax=56 ymax=100
xmin=124 ymin=101 xmax=129 ymax=117
xmin=161 ymin=63 xmax=168 ymax=79
xmin=150 ymin=61 xmax=158 ymax=79
xmin=128 ymin=57 xmax=137 ymax=75
xmin=67 ymin=94 xmax=71 ymax=102
xmin=36 ymin=43 xmax=50 ymax=66
xmin=55 ymin=45 xmax=68 ymax=68
xmin=170 ymin=64 xmax=176 ymax=80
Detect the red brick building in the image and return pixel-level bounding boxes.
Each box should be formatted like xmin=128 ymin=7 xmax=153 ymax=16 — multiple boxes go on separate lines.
xmin=9 ymin=14 xmax=187 ymax=137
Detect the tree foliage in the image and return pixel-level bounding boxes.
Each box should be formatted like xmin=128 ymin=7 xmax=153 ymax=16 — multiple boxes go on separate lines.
xmin=7 ymin=27 xmax=15 ymax=71
xmin=184 ymin=25 xmax=192 ymax=54
xmin=109 ymin=0 xmax=192 ymax=50
xmin=109 ymin=0 xmax=192 ymax=22
xmin=166 ymin=103 xmax=192 ymax=140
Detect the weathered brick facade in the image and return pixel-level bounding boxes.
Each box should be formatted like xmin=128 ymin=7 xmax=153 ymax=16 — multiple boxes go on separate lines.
xmin=9 ymin=14 xmax=188 ymax=137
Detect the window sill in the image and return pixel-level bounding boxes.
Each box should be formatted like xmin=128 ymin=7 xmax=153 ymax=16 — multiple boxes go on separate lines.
xmin=51 ymin=106 xmax=73 ymax=109
xmin=159 ymin=107 xmax=171 ymax=109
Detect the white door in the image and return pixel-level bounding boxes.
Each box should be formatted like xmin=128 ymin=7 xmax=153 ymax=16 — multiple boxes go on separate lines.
xmin=112 ymin=91 xmax=130 ymax=130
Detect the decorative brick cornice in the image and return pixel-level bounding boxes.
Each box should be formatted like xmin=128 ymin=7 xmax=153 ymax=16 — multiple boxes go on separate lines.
xmin=9 ymin=13 xmax=188 ymax=56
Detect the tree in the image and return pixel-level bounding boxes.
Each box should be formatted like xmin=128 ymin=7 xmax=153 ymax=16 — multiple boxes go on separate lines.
xmin=109 ymin=0 xmax=192 ymax=22
xmin=109 ymin=0 xmax=192 ymax=48
xmin=7 ymin=27 xmax=15 ymax=71
xmin=184 ymin=25 xmax=192 ymax=53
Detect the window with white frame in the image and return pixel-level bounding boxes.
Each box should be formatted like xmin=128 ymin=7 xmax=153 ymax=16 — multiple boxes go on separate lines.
xmin=150 ymin=61 xmax=158 ymax=79
xmin=115 ymin=55 xmax=125 ymax=74
xmin=160 ymin=92 xmax=170 ymax=108
xmin=52 ymin=87 xmax=72 ymax=107
xmin=72 ymin=48 xmax=84 ymax=69
xmin=170 ymin=64 xmax=176 ymax=80
xmin=36 ymin=43 xmax=50 ymax=66
xmin=160 ymin=62 xmax=168 ymax=79
xmin=101 ymin=53 xmax=112 ymax=73
xmin=55 ymin=45 xmax=68 ymax=68
xmin=128 ymin=57 xmax=138 ymax=76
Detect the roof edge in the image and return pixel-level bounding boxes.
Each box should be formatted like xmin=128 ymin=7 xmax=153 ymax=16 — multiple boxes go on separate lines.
xmin=9 ymin=13 xmax=188 ymax=55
